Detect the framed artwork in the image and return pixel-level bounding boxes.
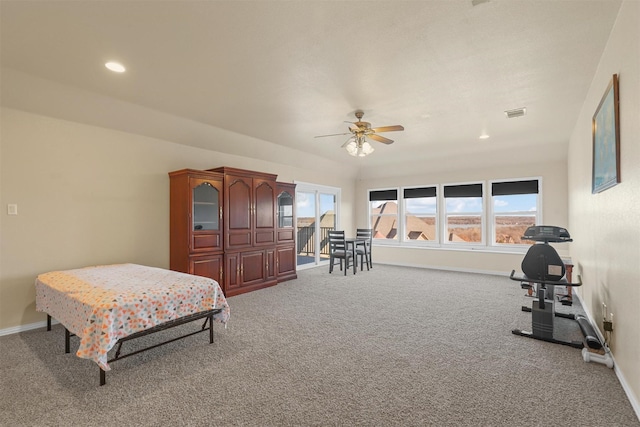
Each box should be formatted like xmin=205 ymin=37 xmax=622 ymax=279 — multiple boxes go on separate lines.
xmin=592 ymin=74 xmax=620 ymax=194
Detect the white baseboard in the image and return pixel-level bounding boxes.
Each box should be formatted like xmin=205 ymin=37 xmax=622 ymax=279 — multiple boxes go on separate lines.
xmin=0 ymin=319 xmax=58 ymax=337
xmin=615 ymin=364 xmax=640 ymax=422
xmin=295 ymin=261 xmax=509 ymax=277
xmin=376 ymin=261 xmax=509 ymax=277
xmin=573 ymin=290 xmax=640 ymax=421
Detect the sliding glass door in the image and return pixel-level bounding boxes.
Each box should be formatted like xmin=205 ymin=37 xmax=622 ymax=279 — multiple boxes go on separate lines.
xmin=296 ymin=191 xmax=317 ymax=266
xmin=295 ymin=182 xmax=340 ymax=269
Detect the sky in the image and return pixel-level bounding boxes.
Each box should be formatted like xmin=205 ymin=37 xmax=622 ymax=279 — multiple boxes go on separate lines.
xmin=377 ymin=194 xmax=537 ymax=214
xmin=296 ymin=192 xmax=335 ymax=218
xmin=297 ymin=192 xmax=537 ymax=220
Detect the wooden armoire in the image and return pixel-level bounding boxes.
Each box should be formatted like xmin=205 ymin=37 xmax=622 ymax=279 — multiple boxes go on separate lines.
xmin=169 ymin=167 xmax=296 ymax=297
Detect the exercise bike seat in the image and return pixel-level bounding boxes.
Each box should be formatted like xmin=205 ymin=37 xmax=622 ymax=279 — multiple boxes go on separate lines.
xmin=522 ymin=243 xmax=564 ymax=281
xmin=509 ymin=243 xmax=582 ymax=287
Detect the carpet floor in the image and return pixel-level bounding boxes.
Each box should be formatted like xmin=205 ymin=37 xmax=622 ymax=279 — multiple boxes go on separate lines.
xmin=0 ymin=265 xmax=637 ymax=426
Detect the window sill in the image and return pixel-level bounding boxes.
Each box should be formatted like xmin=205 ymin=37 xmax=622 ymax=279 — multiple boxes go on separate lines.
xmin=372 ymin=241 xmax=530 ymax=255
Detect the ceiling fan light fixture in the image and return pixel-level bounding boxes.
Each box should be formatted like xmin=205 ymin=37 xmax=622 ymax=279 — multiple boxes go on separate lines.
xmin=359 ymin=141 xmax=375 ymax=157
xmin=345 ymin=139 xmax=374 ymax=157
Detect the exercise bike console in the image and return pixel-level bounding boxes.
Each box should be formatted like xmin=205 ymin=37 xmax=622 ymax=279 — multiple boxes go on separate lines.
xmin=521 ymin=225 xmax=572 ymax=244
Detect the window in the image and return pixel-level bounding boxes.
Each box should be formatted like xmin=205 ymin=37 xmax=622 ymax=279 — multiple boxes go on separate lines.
xmin=491 ymin=179 xmax=540 ymax=245
xmin=443 ymin=183 xmax=484 ymax=244
xmin=369 ymin=189 xmax=398 ymax=241
xmin=403 ymin=186 xmax=437 ymax=243
xmin=367 ymin=177 xmax=540 ymax=250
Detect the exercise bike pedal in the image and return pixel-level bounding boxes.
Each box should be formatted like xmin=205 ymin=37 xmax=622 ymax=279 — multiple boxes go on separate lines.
xmin=520 ymin=282 xmax=532 ymax=290
xmin=557 ymin=295 xmax=573 ymax=306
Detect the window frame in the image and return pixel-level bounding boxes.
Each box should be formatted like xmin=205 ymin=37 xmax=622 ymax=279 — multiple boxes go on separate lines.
xmin=441 ymin=181 xmax=486 ymax=247
xmin=368 ymin=188 xmax=400 ymax=244
xmin=295 ymin=181 xmax=342 ymax=269
xmin=401 ymin=185 xmax=439 ymax=246
xmin=489 ymin=177 xmax=542 ymax=247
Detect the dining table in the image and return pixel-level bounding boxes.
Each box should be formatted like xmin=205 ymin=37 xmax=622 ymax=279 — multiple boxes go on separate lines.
xmin=345 ymin=237 xmax=367 ymax=272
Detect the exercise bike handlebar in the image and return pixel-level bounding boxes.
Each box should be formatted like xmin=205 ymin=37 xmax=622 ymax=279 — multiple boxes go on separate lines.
xmin=509 ymin=270 xmax=582 ymax=287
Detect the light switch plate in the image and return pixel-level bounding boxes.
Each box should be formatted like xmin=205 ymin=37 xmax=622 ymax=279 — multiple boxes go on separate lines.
xmin=7 ymin=204 xmax=18 ymax=215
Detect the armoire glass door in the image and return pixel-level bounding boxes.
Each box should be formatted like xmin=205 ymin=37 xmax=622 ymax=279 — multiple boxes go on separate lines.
xmin=193 ymin=182 xmax=219 ymax=231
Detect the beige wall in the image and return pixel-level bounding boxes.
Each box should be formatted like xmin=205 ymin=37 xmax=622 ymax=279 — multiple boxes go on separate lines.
xmin=0 ymin=108 xmax=355 ymax=330
xmin=567 ymin=0 xmax=640 ymax=411
xmin=355 ymin=159 xmax=570 ymax=274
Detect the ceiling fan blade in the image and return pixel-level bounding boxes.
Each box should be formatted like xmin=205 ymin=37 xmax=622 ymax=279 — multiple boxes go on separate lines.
xmin=368 ymin=134 xmax=394 ymax=145
xmin=371 ymin=125 xmax=404 ymax=133
xmin=314 ymin=132 xmax=352 ymax=138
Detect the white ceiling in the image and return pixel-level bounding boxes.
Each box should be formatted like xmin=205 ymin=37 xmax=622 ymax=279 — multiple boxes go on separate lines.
xmin=0 ymin=0 xmax=622 ymax=175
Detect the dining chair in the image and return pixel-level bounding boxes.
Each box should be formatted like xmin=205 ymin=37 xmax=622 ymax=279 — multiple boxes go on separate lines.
xmin=355 ymin=228 xmax=373 ymax=271
xmin=328 ymin=230 xmax=356 ymax=275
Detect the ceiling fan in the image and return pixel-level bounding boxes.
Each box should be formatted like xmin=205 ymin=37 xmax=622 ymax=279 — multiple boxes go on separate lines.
xmin=315 ymin=110 xmax=404 ymax=157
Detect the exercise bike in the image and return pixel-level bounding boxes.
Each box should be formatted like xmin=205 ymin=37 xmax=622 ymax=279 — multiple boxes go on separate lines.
xmin=509 ymin=226 xmax=613 ymax=367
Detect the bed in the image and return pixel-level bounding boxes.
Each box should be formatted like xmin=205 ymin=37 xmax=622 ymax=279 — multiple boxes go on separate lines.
xmin=35 ymin=263 xmax=230 ymax=385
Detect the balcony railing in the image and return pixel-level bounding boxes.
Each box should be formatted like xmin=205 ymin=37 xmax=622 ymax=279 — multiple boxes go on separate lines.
xmin=297 ymin=226 xmax=334 ymax=256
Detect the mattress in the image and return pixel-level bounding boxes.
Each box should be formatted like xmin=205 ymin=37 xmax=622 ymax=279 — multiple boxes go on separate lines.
xmin=35 ymin=263 xmax=230 ymax=370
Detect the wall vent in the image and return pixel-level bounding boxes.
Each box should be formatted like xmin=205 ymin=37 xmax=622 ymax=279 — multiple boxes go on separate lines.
xmin=505 ymin=107 xmax=527 ymax=118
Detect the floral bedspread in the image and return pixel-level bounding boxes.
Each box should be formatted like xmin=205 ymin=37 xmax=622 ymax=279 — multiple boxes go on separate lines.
xmin=35 ymin=264 xmax=230 ymax=371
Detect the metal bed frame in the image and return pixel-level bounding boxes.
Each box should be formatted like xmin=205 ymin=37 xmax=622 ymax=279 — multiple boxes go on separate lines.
xmin=47 ymin=308 xmax=223 ymax=386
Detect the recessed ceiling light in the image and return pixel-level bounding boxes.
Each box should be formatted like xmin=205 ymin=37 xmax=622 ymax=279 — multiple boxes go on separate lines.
xmin=105 ymin=61 xmax=126 ymax=73
xmin=479 ymin=133 xmax=490 ymax=140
